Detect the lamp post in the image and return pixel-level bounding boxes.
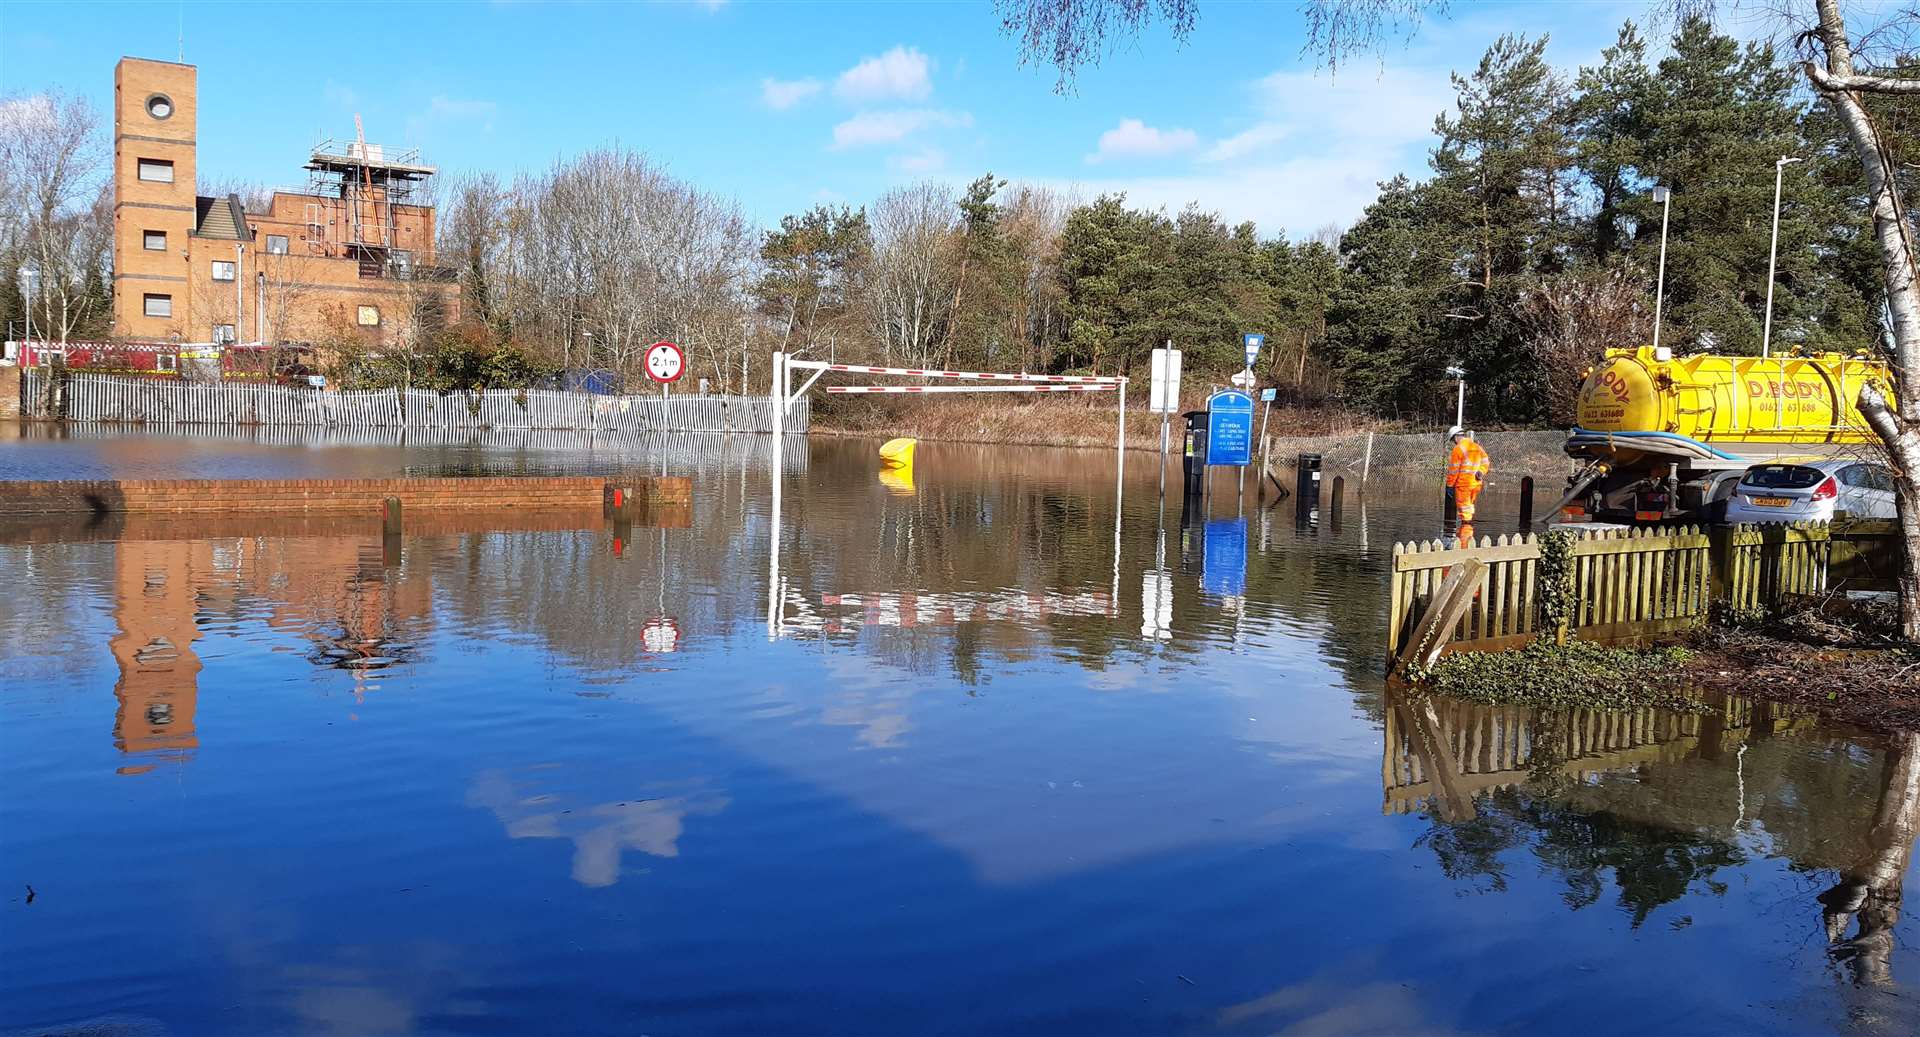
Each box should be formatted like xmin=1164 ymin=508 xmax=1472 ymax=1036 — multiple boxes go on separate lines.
xmin=19 ymin=267 xmax=39 ymax=352
xmin=1445 ymin=364 xmax=1466 ymax=428
xmin=1651 ymin=185 xmax=1672 ymax=353
xmin=1761 ymin=155 xmax=1802 ymax=358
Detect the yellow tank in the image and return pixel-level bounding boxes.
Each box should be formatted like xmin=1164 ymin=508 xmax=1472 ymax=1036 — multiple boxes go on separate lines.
xmin=1574 ymin=346 xmax=1891 ymax=445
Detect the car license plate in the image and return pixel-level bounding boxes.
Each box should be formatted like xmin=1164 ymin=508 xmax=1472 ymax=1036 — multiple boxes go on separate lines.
xmin=1751 ymin=496 xmax=1791 ymax=507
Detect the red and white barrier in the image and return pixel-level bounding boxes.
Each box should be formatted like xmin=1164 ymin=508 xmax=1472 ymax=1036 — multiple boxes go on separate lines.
xmin=785 ymin=359 xmax=1122 ymax=385
xmin=824 ymin=384 xmax=1111 ymax=394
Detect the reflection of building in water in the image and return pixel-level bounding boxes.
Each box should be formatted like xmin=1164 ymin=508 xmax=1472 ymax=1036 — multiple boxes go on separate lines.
xmin=105 ymin=532 xmax=435 ymax=773
xmin=109 ymin=541 xmax=204 ymax=773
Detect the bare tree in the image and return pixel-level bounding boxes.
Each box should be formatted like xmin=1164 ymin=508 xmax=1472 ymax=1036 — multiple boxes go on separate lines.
xmin=1516 ymin=267 xmax=1652 ymax=425
xmin=868 ymin=180 xmax=956 ymax=366
xmin=1 ymin=91 xmax=110 ymax=342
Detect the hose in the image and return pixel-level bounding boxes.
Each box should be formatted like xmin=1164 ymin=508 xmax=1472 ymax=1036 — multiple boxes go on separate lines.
xmin=1566 ymin=427 xmax=1745 ymax=461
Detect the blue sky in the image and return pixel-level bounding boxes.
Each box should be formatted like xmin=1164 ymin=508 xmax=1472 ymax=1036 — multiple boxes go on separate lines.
xmin=4 ymin=0 xmax=1669 ymax=236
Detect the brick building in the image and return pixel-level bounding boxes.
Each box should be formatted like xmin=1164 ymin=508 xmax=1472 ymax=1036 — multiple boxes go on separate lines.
xmin=111 ymin=56 xmax=458 ymax=348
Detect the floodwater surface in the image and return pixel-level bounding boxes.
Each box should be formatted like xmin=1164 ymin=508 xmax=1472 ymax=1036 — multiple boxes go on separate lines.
xmin=1 ymin=429 xmax=1915 ymax=1036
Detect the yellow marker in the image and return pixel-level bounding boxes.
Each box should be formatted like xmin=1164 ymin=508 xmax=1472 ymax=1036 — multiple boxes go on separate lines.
xmin=879 ymin=437 xmax=917 ymax=468
xmin=878 ymin=466 xmax=915 ymax=496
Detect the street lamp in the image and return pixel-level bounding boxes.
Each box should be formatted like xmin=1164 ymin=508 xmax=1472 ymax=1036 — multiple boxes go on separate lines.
xmin=1445 ymin=364 xmax=1467 ymax=428
xmin=1651 ymin=186 xmax=1672 ymax=354
xmin=19 ymin=268 xmax=39 ymax=350
xmin=1761 ymin=155 xmax=1803 ymax=358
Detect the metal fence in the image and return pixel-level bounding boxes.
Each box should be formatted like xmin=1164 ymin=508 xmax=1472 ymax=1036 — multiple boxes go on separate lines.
xmin=19 ymin=370 xmax=807 ymax=434
xmin=17 ymin=419 xmax=813 ymax=474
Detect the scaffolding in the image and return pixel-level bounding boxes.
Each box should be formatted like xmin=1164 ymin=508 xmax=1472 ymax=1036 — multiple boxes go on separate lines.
xmin=304 ymin=136 xmax=435 ymax=272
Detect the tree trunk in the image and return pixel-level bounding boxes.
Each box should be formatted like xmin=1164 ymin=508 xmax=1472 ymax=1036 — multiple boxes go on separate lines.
xmin=1805 ymin=0 xmax=1920 ymax=639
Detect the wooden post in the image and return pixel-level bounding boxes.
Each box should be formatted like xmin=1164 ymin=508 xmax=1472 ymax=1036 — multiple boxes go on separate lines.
xmin=381 ymin=496 xmax=402 ymax=567
xmin=1394 ymin=558 xmax=1487 ymax=676
xmin=1518 ymin=476 xmax=1534 ymax=529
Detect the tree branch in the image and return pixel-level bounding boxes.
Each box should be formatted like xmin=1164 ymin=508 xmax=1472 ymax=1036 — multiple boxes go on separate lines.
xmin=1804 ymin=62 xmax=1920 ymax=95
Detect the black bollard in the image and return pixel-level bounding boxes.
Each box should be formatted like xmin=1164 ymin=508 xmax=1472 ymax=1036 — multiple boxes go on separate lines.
xmin=1519 ymin=476 xmax=1535 ymax=529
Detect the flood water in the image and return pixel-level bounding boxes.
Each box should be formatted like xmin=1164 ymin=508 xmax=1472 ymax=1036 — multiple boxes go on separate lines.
xmin=2 ymin=430 xmax=1915 ymax=1036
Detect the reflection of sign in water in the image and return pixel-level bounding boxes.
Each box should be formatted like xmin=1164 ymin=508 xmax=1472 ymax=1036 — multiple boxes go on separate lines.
xmin=819 ymin=590 xmax=1115 ymax=631
xmin=1201 ymin=518 xmax=1247 ymax=597
xmin=1206 ymin=389 xmax=1254 ymax=467
xmin=1141 ymin=569 xmax=1173 ymax=640
xmin=641 ymin=615 xmax=681 ymax=653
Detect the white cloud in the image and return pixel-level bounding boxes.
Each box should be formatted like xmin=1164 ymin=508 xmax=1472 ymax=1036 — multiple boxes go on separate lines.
xmin=831 ymin=108 xmax=971 ymax=149
xmin=407 ymin=95 xmax=498 ymax=137
xmin=761 ymin=77 xmax=822 ymax=110
xmin=1057 ymin=64 xmax=1455 ymax=232
xmin=835 ymin=45 xmax=933 ymax=103
xmin=894 ymin=147 xmax=948 ymax=174
xmin=1035 ymin=153 xmax=1395 ymax=237
xmin=1087 ymin=118 xmax=1199 ymax=164
xmin=1202 ymin=122 xmax=1291 ymax=163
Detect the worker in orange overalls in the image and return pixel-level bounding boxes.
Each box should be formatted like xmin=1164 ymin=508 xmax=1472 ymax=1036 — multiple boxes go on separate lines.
xmin=1445 ymin=426 xmax=1490 ymax=528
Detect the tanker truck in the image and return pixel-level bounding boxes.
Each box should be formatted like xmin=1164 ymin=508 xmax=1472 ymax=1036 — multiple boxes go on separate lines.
xmin=1559 ymin=345 xmax=1893 ymax=524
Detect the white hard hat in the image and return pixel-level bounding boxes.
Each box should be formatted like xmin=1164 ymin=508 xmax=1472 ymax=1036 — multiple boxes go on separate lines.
xmin=1447 ymin=425 xmax=1464 ymax=438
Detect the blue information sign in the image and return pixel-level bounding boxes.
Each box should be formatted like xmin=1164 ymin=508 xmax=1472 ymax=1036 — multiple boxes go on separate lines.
xmin=1260 ymin=387 xmax=1277 ymax=402
xmin=1202 ymin=518 xmax=1248 ymax=598
xmin=1206 ymin=389 xmax=1254 ymax=467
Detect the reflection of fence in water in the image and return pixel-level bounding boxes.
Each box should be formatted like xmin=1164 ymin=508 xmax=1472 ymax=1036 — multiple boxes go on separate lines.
xmin=22 ymin=420 xmax=813 ymax=474
xmin=1382 ymin=694 xmax=1810 ymax=815
xmin=20 ymin=371 xmax=808 ymax=434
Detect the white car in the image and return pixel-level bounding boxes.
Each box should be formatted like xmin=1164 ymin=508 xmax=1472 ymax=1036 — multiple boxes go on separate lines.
xmin=1721 ymin=459 xmax=1897 ymax=525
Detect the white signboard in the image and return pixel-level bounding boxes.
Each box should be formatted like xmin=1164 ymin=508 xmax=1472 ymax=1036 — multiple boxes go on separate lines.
xmin=1149 ymin=347 xmax=1183 ymax=415
xmin=1229 ymin=370 xmax=1256 ymax=388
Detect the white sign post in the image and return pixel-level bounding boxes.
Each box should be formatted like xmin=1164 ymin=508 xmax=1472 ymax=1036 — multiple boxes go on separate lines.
xmin=645 ymin=339 xmax=685 ymax=393
xmin=1239 ymin=334 xmax=1264 ymax=500
xmin=1150 ymin=344 xmax=1183 ymax=499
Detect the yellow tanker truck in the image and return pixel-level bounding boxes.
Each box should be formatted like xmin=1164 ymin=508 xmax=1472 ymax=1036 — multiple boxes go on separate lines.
xmin=1561 ymin=345 xmax=1893 ymax=523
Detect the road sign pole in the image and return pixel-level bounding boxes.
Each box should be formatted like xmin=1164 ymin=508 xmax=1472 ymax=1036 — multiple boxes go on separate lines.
xmin=1257 ymin=394 xmax=1272 ymax=497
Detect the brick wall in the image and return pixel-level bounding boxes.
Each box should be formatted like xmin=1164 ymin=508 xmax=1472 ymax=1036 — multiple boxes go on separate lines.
xmin=0 ymin=477 xmax=609 ymax=516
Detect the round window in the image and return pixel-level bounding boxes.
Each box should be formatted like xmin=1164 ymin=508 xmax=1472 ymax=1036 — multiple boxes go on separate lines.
xmin=146 ymin=94 xmax=174 ymax=120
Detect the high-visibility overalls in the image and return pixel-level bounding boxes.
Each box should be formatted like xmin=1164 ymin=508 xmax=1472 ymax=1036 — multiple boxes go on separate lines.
xmin=1446 ymin=437 xmax=1490 ymax=523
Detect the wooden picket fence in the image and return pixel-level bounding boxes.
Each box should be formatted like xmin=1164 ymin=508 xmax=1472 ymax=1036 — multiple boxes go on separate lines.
xmin=1387 ymin=520 xmax=1895 ymax=659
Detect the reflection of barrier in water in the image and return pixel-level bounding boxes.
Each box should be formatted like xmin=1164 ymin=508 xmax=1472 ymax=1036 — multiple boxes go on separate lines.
xmin=766 ymin=352 xmax=1127 ymax=641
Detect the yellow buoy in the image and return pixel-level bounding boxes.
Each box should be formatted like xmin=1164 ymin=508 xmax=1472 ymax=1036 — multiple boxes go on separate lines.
xmin=879 ymin=437 xmax=917 ymax=468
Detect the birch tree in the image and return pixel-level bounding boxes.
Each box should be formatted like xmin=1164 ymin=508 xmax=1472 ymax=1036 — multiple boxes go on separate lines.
xmin=1 ymin=92 xmax=110 ymax=342
xmin=868 ymin=181 xmax=956 ymax=366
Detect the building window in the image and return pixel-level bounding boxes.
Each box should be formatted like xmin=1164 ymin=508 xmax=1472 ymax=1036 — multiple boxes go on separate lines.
xmin=212 ymin=324 xmax=235 ymax=345
xmin=143 ymin=293 xmax=172 ymax=318
xmin=356 ymin=305 xmax=380 ymax=327
xmin=266 ymin=234 xmax=289 ymax=255
xmin=143 ymin=230 xmax=167 ymax=251
xmin=211 ymin=260 xmax=236 ymax=282
xmin=156 ymin=352 xmax=177 ymax=372
xmin=137 ymin=158 xmax=174 ymax=183
xmin=146 ymin=94 xmax=174 ymax=120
